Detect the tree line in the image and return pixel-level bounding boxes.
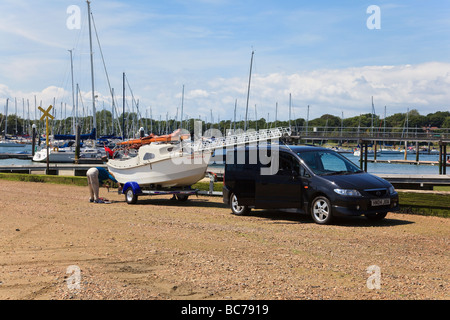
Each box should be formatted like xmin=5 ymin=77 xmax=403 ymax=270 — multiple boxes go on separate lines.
xmin=1 ymin=109 xmax=449 ymax=137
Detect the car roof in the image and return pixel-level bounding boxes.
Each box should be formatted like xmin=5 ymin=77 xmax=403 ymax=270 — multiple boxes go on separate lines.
xmin=284 ymin=145 xmax=329 ymax=153
xmin=231 ymin=144 xmax=329 ymax=153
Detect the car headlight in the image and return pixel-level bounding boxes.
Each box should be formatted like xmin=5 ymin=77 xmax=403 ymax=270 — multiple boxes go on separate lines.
xmin=334 ymin=189 xmax=362 ymax=197
xmin=388 ymin=186 xmax=397 ymax=195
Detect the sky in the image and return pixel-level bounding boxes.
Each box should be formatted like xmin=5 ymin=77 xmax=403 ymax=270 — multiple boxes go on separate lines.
xmin=0 ymin=0 xmax=449 ymax=125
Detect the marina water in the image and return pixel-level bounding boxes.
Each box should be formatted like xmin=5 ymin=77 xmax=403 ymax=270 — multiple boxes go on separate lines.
xmin=2 ymin=145 xmax=442 ymax=175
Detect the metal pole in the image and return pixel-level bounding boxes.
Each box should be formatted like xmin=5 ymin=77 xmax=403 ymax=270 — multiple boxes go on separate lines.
xmin=87 ymin=0 xmax=96 ymax=139
xmin=444 ymin=142 xmax=447 ymax=175
xmin=364 ymin=143 xmax=368 ymax=172
xmin=122 ymin=72 xmax=125 ymax=140
xmin=415 ymin=141 xmax=419 ymax=163
xmin=289 ymin=93 xmax=292 ymax=131
xmin=359 ymin=140 xmax=363 ymax=170
xmin=75 ymin=125 xmax=81 ymax=164
xmin=180 ymin=85 xmax=184 ymax=130
xmin=3 ymin=98 xmax=8 ymax=139
xmin=244 ymin=50 xmax=254 ymax=131
xmin=69 ymin=49 xmax=76 ymax=135
xmin=32 ymin=124 xmax=36 ymax=157
xmin=46 ymin=115 xmax=49 ymax=174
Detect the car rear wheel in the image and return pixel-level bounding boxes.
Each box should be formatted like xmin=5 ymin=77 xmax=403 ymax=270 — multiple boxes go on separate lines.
xmin=230 ymin=193 xmax=250 ymax=216
xmin=311 ymin=196 xmax=333 ymax=225
xmin=365 ymin=212 xmax=388 ymax=221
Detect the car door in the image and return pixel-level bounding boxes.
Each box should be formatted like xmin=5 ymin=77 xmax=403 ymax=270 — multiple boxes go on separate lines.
xmin=255 ymin=151 xmax=303 ymax=209
xmin=225 ymin=148 xmax=258 ymax=206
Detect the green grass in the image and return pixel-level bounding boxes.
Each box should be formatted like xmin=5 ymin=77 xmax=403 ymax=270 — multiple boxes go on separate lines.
xmin=434 ymin=186 xmax=450 ymax=192
xmin=192 ymin=181 xmax=223 ymax=192
xmin=398 ymin=191 xmax=449 ymax=218
xmin=0 ymin=172 xmax=88 ymax=186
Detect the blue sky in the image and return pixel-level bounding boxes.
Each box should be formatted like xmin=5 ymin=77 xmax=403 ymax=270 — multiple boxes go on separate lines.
xmin=1 ymin=0 xmax=449 ymax=124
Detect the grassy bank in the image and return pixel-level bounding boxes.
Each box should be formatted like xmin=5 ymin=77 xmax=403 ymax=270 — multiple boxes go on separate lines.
xmin=397 ymin=191 xmax=449 ymax=218
xmin=1 ymin=173 xmax=448 ymax=217
xmin=0 ymin=172 xmax=88 ymax=186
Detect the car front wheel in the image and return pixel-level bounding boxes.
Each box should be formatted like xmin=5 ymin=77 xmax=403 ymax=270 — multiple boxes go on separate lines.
xmin=311 ymin=196 xmax=333 ymax=225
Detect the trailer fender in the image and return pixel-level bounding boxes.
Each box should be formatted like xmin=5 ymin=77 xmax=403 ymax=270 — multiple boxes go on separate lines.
xmin=123 ymin=182 xmax=142 ymax=196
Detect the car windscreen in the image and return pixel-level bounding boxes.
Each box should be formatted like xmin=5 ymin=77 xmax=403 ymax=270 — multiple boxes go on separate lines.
xmin=297 ymin=150 xmax=363 ymax=176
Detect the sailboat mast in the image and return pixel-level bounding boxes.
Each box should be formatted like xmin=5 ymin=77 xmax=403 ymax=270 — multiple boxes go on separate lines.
xmin=122 ymin=72 xmax=126 ymax=140
xmin=3 ymin=98 xmax=8 ymax=139
xmin=233 ymin=99 xmax=237 ymax=132
xmin=244 ymin=50 xmax=254 ymax=131
xmin=289 ymin=93 xmax=292 ymax=130
xmin=180 ymin=85 xmax=185 ymax=130
xmin=68 ymin=49 xmax=76 ymax=135
xmin=87 ymin=0 xmax=96 ymax=139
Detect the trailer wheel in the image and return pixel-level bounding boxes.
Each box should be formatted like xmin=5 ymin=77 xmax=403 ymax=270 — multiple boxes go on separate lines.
xmin=125 ymin=187 xmax=138 ymax=204
xmin=176 ymin=194 xmax=189 ymax=202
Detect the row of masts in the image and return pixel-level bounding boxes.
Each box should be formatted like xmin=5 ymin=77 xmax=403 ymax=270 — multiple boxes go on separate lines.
xmin=0 ymin=1 xmax=438 ymax=144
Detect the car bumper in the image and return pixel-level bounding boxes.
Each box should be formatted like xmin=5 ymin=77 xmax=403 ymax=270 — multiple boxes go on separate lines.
xmin=223 ymin=186 xmax=231 ymax=205
xmin=332 ymin=195 xmax=400 ymax=217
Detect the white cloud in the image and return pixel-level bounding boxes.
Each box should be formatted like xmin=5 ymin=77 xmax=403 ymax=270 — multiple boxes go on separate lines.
xmin=219 ymin=62 xmax=450 ymax=119
xmin=2 ymin=62 xmax=450 ymax=122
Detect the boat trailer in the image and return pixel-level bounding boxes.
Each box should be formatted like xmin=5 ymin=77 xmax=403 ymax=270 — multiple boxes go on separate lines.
xmin=122 ymin=181 xmax=198 ymax=204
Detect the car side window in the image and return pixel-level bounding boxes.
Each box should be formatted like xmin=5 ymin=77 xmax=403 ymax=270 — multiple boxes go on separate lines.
xmin=300 ymin=165 xmax=309 ymax=177
xmin=277 ymin=153 xmax=300 ymax=176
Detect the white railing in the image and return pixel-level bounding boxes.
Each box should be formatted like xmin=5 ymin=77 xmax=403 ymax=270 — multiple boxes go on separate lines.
xmin=192 ymin=127 xmax=291 ymax=152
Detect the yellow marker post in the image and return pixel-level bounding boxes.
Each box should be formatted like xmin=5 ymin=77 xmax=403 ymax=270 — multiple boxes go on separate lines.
xmin=39 ymin=105 xmax=54 ymax=174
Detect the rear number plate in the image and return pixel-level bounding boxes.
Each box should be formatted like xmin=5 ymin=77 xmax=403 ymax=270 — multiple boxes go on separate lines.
xmin=371 ymin=198 xmax=390 ymax=206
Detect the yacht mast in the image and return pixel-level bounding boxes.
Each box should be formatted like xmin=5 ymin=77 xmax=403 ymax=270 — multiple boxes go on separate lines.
xmin=68 ymin=49 xmax=76 ymax=135
xmin=87 ymin=0 xmax=96 ymax=139
xmin=3 ymin=98 xmax=8 ymax=139
xmin=244 ymin=50 xmax=254 ymax=131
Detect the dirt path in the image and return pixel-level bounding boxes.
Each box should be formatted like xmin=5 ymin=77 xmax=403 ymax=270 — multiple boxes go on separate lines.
xmin=0 ymin=180 xmax=448 ymax=300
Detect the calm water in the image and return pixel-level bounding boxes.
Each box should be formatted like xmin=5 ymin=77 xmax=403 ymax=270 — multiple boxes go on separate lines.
xmin=209 ymin=149 xmax=444 ymax=175
xmin=0 ymin=146 xmax=446 ymax=175
xmin=344 ymin=152 xmax=442 ymax=175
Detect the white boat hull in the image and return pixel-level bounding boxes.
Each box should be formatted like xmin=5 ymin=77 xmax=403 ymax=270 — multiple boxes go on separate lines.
xmin=32 ymin=147 xmax=104 ymax=163
xmin=0 ymin=142 xmax=29 ymax=148
xmin=107 ymin=144 xmax=212 ymax=188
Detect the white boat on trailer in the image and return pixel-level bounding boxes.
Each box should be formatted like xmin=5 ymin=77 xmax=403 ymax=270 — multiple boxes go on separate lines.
xmin=107 ymin=143 xmax=213 ymax=188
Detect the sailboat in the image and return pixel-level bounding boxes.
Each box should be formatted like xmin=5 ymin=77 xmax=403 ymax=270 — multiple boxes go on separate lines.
xmin=32 ymin=129 xmax=105 ymax=163
xmin=33 ymin=1 xmax=107 ymax=163
xmin=107 ymin=142 xmax=212 ymax=188
xmin=0 ymin=98 xmax=30 ymax=149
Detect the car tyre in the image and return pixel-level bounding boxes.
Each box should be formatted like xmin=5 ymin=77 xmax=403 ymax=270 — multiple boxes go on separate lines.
xmin=311 ymin=196 xmax=333 ymax=225
xmin=125 ymin=187 xmax=138 ymax=205
xmin=365 ymin=212 xmax=388 ymax=221
xmin=230 ymin=193 xmax=250 ymax=216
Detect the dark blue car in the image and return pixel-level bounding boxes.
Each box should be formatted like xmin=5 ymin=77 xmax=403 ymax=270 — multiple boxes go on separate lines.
xmin=223 ymin=145 xmax=399 ymax=224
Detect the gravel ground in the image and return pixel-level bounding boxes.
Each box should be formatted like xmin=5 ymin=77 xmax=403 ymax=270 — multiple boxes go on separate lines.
xmin=0 ymin=180 xmax=448 ymax=300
